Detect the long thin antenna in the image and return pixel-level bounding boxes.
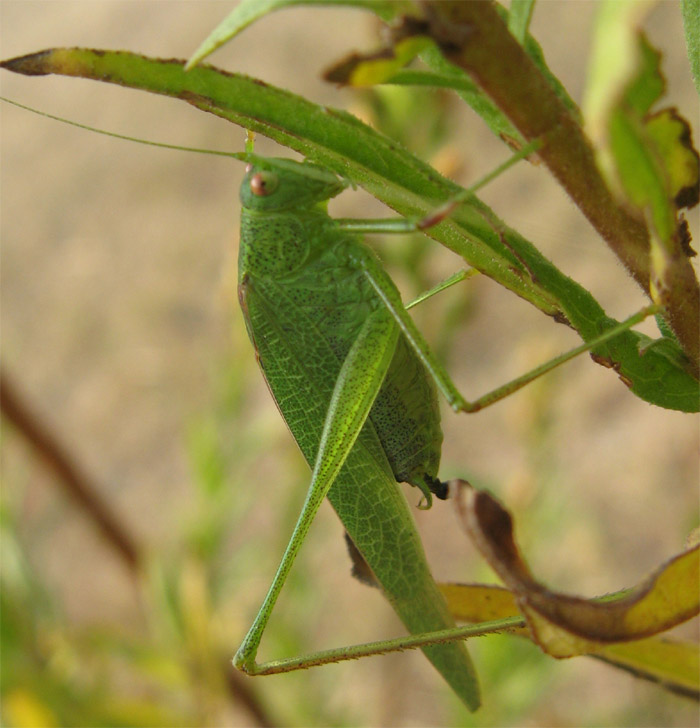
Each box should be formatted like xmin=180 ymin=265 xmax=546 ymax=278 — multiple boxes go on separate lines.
xmin=1 ymin=95 xmax=244 ymax=159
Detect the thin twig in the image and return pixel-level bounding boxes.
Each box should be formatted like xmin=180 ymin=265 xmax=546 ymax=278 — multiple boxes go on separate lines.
xmin=0 ymin=366 xmax=141 ymax=571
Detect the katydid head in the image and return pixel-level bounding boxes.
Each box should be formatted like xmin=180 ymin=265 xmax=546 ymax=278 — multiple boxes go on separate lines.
xmin=239 ymin=156 xmax=348 ymax=211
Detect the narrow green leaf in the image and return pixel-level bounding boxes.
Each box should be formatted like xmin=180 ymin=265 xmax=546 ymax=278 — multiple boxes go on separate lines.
xmin=601 ymin=33 xmax=699 ymax=245
xmin=583 ymin=0 xmax=656 ymax=140
xmin=414 ymin=46 xmax=524 ymax=145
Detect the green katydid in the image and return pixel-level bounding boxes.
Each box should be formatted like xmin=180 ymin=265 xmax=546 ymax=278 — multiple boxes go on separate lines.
xmin=0 ymin=98 xmax=659 ymax=711
xmin=231 ymin=150 xmax=657 ymax=710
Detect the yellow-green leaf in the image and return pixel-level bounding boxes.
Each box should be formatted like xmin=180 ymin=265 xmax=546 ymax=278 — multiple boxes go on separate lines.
xmin=455 ymin=483 xmax=700 ymax=657
xmin=594 ymin=637 xmax=699 ymax=700
xmin=439 ymin=582 xmax=699 ymax=699
xmin=644 ymin=109 xmax=700 ymax=210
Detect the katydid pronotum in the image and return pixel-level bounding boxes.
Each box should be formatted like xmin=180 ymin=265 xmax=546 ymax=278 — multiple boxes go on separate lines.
xmin=0 ymin=99 xmax=659 ymax=711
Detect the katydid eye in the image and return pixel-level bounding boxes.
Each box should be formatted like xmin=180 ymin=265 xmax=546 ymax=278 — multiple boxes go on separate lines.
xmin=250 ymin=171 xmax=278 ymax=196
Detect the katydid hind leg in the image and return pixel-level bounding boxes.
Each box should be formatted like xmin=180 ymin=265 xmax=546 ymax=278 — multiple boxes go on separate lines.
xmin=234 ymin=308 xmax=400 ymax=672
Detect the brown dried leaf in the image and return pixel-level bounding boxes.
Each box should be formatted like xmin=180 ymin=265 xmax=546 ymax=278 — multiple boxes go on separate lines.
xmin=437 ymin=582 xmax=699 ymax=699
xmin=455 ymin=482 xmax=699 ymax=658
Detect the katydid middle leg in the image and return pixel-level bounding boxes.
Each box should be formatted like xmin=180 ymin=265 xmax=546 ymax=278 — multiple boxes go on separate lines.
xmin=337 ymin=220 xmax=658 ymax=415
xmin=358 ymin=247 xmax=659 ymax=413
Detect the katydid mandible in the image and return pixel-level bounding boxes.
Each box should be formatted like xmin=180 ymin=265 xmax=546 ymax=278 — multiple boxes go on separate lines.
xmin=232 ymin=153 xmax=657 ymax=709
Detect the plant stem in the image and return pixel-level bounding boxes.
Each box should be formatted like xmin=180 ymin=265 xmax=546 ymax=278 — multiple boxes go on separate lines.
xmin=0 ymin=367 xmax=141 ymax=571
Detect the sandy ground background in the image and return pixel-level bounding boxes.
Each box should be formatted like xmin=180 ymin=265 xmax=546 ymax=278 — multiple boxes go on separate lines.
xmin=1 ymin=2 xmax=699 ymax=726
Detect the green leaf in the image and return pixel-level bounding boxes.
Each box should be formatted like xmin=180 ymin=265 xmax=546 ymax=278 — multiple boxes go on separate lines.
xmin=608 ymin=104 xmax=677 ymax=242
xmin=608 ymin=34 xmax=700 ymax=311
xmin=2 ymin=47 xmax=697 ymax=412
xmin=583 ymin=0 xmax=656 ymax=140
xmin=586 ymin=20 xmax=700 ymax=317
xmin=587 ymin=26 xmax=699 ymax=232
xmin=621 ymin=33 xmax=665 ymax=115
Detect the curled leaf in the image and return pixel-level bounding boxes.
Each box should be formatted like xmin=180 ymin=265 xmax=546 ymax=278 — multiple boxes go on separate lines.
xmin=456 ymin=483 xmax=700 ymax=658
xmin=438 ymin=582 xmax=699 ymax=700
xmin=589 ymin=31 xmax=699 ymax=249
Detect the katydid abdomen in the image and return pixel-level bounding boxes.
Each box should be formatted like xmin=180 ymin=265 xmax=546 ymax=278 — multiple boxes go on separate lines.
xmin=237 ymin=159 xmax=479 ymax=707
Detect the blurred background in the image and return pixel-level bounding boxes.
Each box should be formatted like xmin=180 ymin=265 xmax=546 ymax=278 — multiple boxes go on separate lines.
xmin=1 ymin=2 xmax=698 ymax=725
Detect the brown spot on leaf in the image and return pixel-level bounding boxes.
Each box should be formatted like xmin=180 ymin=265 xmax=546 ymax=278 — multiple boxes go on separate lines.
xmin=590 ymin=352 xmax=615 ymax=370
xmin=0 ymin=49 xmax=55 ymax=76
